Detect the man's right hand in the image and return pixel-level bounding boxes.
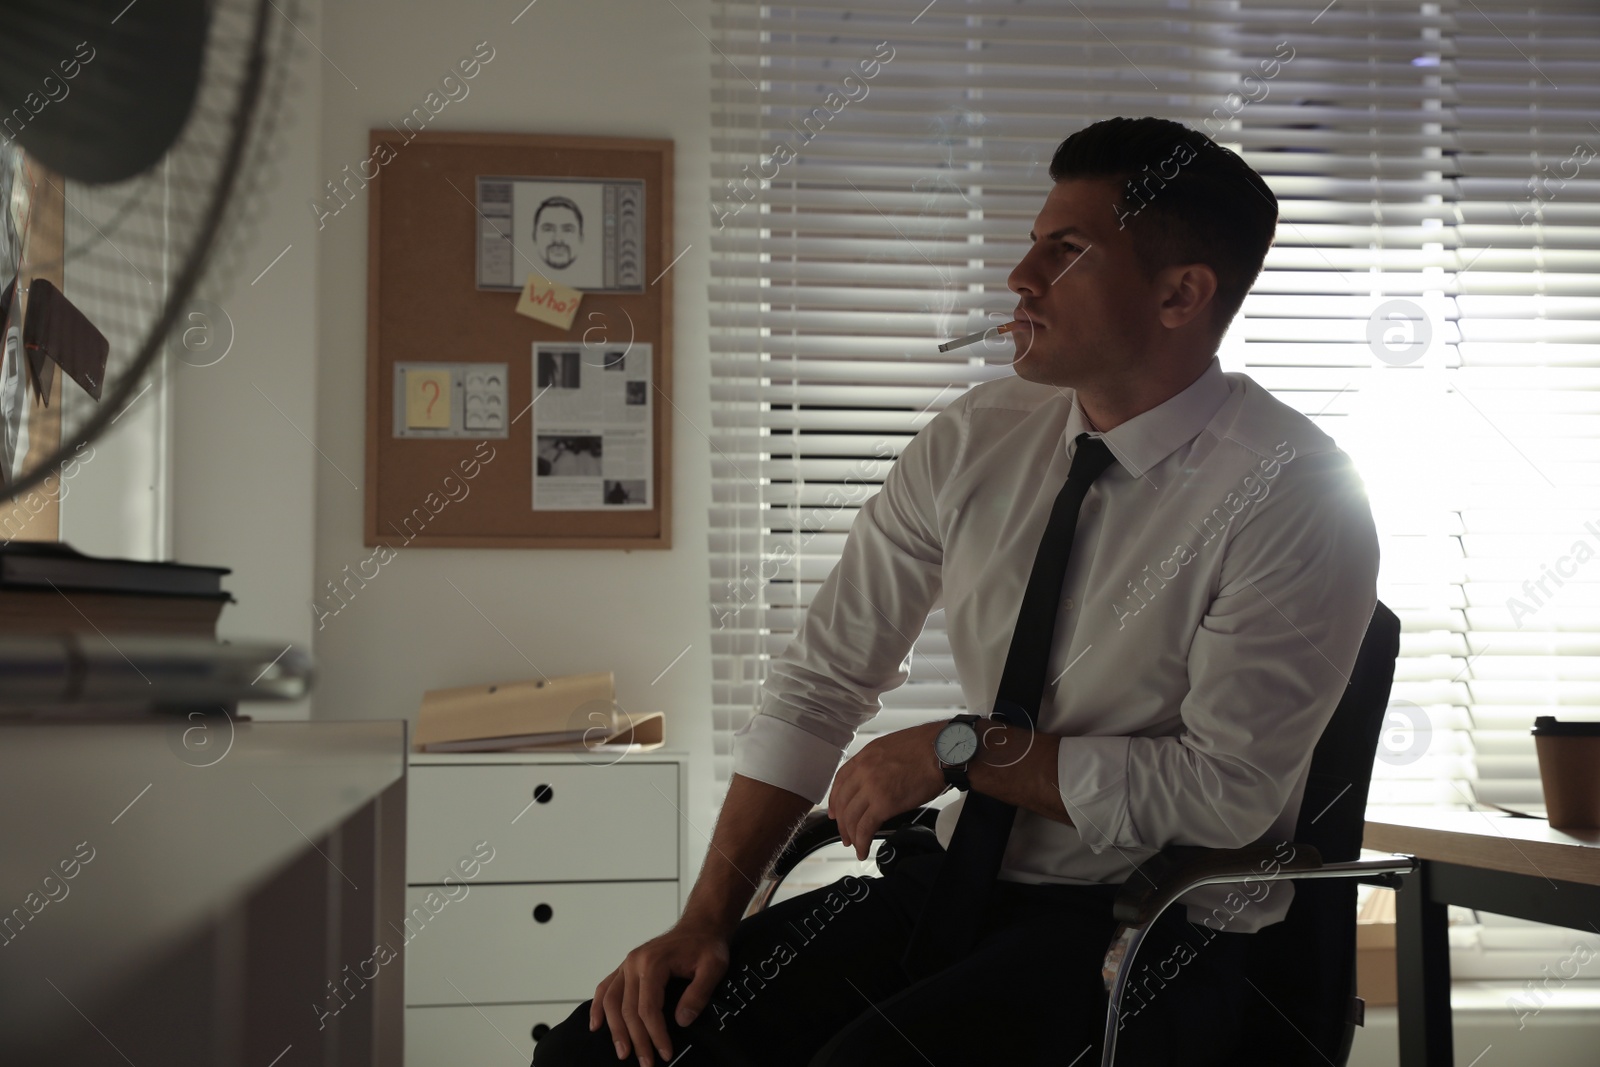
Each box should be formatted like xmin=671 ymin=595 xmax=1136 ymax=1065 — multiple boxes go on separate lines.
xmin=585 ymin=773 xmax=814 ymax=1064
xmin=588 ymin=916 xmax=732 ymax=1066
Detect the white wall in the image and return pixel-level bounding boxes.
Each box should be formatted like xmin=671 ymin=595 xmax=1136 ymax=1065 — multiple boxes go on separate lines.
xmin=61 ymin=6 xmax=326 ymax=722
xmin=175 ymin=33 xmax=325 ymax=722
xmin=312 ymin=0 xmax=717 ymax=860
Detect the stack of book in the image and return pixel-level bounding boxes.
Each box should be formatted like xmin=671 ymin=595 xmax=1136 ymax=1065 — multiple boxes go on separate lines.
xmin=0 ymin=541 xmax=233 ymax=638
xmin=415 ymin=669 xmax=664 ymax=753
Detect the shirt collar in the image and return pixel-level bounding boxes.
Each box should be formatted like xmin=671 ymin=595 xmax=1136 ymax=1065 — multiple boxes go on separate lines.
xmin=1062 ymin=356 xmax=1230 ymax=479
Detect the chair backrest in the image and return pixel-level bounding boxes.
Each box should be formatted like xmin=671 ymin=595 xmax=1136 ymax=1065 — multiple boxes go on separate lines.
xmin=1240 ymin=600 xmax=1401 ymax=1065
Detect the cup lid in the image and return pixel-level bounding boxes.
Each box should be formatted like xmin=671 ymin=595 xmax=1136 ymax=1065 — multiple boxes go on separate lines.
xmin=1532 ymin=716 xmax=1600 ymax=737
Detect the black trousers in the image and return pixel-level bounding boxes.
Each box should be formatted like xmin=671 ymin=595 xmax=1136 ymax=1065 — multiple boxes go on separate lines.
xmin=533 ymin=828 xmax=1251 ymax=1067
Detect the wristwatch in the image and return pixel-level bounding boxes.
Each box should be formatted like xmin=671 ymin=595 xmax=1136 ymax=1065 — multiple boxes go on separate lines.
xmin=934 ymin=714 xmax=982 ymax=792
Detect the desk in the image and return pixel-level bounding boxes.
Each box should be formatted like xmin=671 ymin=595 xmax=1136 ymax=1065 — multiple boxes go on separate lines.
xmin=1364 ymin=809 xmax=1600 ymax=1066
xmin=0 ymin=720 xmax=407 ymax=1066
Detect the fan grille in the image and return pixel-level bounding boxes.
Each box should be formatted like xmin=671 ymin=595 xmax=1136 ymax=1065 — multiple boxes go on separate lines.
xmin=0 ymin=0 xmax=300 ymax=505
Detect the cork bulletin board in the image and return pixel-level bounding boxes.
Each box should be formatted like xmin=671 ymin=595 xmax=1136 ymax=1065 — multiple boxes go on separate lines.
xmin=364 ymin=131 xmax=673 ymax=549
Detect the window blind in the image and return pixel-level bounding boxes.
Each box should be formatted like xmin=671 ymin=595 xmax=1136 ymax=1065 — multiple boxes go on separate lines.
xmin=1225 ymin=0 xmax=1600 ymax=978
xmin=707 ymin=0 xmax=1600 ymax=978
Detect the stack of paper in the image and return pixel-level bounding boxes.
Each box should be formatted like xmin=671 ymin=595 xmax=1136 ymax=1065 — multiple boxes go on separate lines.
xmin=414 ymin=670 xmax=664 ymax=753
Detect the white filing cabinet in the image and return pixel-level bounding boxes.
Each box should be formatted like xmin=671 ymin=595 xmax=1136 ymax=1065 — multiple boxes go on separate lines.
xmin=404 ymin=751 xmax=689 ymax=1066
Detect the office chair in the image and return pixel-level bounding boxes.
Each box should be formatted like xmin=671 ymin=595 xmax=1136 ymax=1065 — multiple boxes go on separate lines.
xmin=745 ymin=601 xmax=1415 ymax=1066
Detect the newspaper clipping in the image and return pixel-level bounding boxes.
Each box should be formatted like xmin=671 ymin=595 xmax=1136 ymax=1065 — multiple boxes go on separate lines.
xmin=532 ymin=342 xmax=652 ymax=511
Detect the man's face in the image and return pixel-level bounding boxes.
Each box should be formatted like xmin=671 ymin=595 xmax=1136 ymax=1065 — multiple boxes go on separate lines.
xmin=1005 ymin=177 xmax=1171 ymax=390
xmin=536 ymin=206 xmax=581 ymax=269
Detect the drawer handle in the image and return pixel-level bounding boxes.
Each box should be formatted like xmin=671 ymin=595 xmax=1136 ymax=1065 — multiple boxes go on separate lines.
xmin=534 ymin=784 xmax=554 ymax=804
xmin=533 ymin=1023 xmax=552 ymax=1041
xmin=533 ymin=903 xmax=554 ymax=923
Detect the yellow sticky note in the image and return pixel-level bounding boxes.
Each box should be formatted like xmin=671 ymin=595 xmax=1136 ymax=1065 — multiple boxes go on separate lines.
xmin=405 ymin=368 xmax=452 ymax=428
xmin=515 ymin=274 xmax=583 ymax=330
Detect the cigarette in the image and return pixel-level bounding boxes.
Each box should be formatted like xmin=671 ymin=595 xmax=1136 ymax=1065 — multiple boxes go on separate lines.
xmin=938 ymin=322 xmax=1015 ymax=353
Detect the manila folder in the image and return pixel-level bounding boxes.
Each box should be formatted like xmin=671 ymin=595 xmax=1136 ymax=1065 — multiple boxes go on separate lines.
xmin=414 ymin=670 xmax=614 ymax=751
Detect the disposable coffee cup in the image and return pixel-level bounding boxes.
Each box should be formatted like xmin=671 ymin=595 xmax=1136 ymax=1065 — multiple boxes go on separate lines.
xmin=1532 ymin=717 xmax=1600 ymax=830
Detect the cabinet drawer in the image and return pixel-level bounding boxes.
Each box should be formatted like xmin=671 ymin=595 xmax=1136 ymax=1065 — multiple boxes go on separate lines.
xmin=404 ymin=881 xmax=679 ymax=1005
xmin=406 ymin=1001 xmax=580 ymax=1065
xmin=407 ymin=763 xmax=678 ymax=884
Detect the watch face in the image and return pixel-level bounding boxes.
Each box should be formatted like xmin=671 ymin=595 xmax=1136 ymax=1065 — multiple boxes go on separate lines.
xmin=936 ymin=723 xmax=978 ymax=764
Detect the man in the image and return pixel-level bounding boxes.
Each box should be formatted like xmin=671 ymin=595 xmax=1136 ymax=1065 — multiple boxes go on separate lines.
xmin=535 ymin=195 xmax=584 ymax=271
xmin=534 ymin=116 xmax=1379 ymax=1066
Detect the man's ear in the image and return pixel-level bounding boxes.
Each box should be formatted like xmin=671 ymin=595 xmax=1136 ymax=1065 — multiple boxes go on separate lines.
xmin=1156 ymin=262 xmax=1218 ymax=331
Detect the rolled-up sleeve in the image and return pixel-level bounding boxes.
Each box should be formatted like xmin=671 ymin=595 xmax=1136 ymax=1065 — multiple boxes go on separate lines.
xmin=730 ymin=395 xmax=968 ymax=803
xmin=1058 ymin=447 xmax=1380 ymax=852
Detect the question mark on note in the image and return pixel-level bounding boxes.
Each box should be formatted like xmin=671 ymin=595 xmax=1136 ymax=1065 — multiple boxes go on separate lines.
xmin=406 ymin=369 xmax=453 ymax=429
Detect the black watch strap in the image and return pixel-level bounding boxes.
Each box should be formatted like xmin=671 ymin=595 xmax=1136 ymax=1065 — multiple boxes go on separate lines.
xmin=942 ymin=760 xmax=971 ymax=792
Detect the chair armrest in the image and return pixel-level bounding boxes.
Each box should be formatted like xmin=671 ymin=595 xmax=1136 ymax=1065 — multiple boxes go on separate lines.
xmin=770 ymin=805 xmax=940 ymax=880
xmin=771 ymin=809 xmax=843 ymax=880
xmin=1099 ymin=844 xmax=1416 ymax=1065
xmin=1112 ymin=842 xmax=1325 ymax=925
xmin=744 ymin=805 xmax=944 ymax=921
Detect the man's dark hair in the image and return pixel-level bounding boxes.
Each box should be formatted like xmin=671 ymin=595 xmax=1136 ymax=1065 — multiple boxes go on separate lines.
xmin=534 ymin=195 xmax=584 ymax=238
xmin=1049 ymin=116 xmax=1277 ymax=331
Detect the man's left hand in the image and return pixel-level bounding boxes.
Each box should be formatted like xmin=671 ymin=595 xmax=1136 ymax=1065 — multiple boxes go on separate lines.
xmin=826 ymin=721 xmax=947 ymax=861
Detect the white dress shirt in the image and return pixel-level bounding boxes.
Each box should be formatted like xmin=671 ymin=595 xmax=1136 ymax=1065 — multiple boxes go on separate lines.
xmin=730 ymin=355 xmax=1380 ymax=932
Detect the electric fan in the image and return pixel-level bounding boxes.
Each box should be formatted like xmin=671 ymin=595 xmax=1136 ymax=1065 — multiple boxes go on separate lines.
xmin=0 ymin=0 xmax=300 ymax=505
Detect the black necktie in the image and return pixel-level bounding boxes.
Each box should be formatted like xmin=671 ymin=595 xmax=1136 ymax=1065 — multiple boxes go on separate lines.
xmin=900 ymin=432 xmax=1117 ymax=981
